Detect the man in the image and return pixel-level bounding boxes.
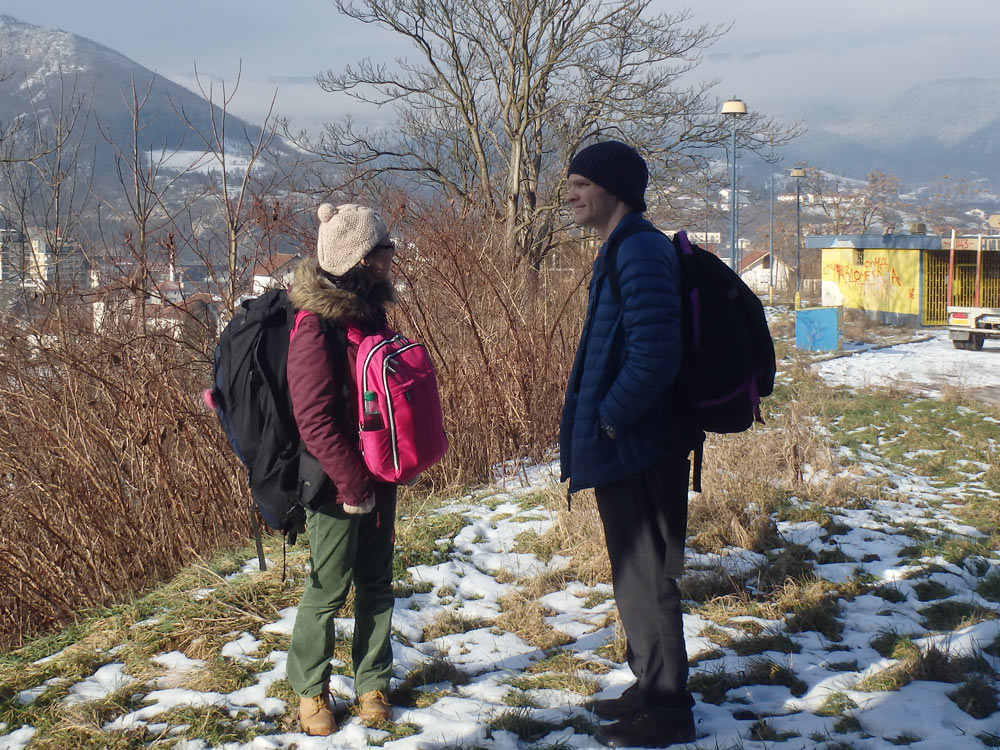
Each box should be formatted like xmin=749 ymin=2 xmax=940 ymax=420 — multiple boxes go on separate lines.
xmin=560 ymin=140 xmax=696 ymax=748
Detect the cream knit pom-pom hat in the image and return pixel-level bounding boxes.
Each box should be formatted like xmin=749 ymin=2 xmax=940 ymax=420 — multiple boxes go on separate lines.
xmin=316 ymin=203 xmax=389 ymax=276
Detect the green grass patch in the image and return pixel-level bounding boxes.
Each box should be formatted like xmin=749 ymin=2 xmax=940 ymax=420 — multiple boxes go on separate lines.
xmin=871 ymin=585 xmax=907 ymax=603
xmin=397 ymin=655 xmax=472 ymax=692
xmin=979 ymin=731 xmax=1000 ymax=748
xmin=754 ymin=544 xmax=816 ymax=590
xmin=911 ymin=580 xmax=952 ymax=602
xmin=825 ymin=660 xmax=859 ymax=672
xmin=920 ymin=600 xmax=996 ymax=631
xmin=823 ymin=397 xmax=998 ymax=488
xmin=687 ymin=669 xmax=735 ymax=705
xmin=816 ymin=548 xmax=855 ymax=565
xmin=784 ymin=595 xmax=843 ymax=641
xmin=748 ymin=719 xmax=800 ymax=742
xmin=502 ymin=688 xmax=542 ymax=708
xmin=582 ymin=590 xmax=613 ymax=609
xmin=505 ymin=672 xmax=600 ymax=696
xmin=743 ymin=658 xmax=808 ymax=697
xmin=833 ymin=715 xmax=862 ymax=733
xmin=857 ymin=644 xmax=992 ymax=692
xmin=869 ymin=630 xmax=917 ymax=659
xmin=525 ymin=649 xmax=609 ymax=675
xmin=487 ymin=707 xmax=558 ymax=741
xmin=159 ymin=705 xmax=271 ymax=745
xmin=977 ymin=571 xmax=1000 ymax=602
xmin=394 ymin=512 xmax=468 ymax=578
xmin=816 ymin=692 xmax=858 ymax=716
xmin=730 ymin=631 xmax=801 ymax=656
xmin=950 ymin=675 xmax=998 ymax=719
xmin=369 ymin=722 xmax=422 ymax=745
xmin=420 ymin=610 xmax=490 ymax=641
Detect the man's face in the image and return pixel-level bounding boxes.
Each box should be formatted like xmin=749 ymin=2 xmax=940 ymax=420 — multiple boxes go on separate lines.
xmin=566 ymin=174 xmax=620 ymax=231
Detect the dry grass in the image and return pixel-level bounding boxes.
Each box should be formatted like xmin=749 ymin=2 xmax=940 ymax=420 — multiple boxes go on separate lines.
xmin=494 ymin=592 xmax=573 ymax=651
xmin=506 ymin=671 xmax=601 ymax=695
xmin=389 ymin=198 xmax=587 ymax=487
xmin=420 ymin=610 xmax=491 ymax=641
xmin=0 ymin=304 xmax=250 ymax=651
xmin=856 ymin=643 xmax=993 ymax=693
xmin=525 ymin=649 xmax=610 ymax=675
xmin=0 ymin=195 xmax=591 ymax=652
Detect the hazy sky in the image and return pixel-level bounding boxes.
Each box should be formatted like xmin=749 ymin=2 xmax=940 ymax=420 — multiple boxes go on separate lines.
xmin=2 ymin=0 xmax=997 ymax=130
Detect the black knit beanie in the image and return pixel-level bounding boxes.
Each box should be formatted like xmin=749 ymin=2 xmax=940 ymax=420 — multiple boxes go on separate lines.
xmin=567 ymin=141 xmax=648 ymax=212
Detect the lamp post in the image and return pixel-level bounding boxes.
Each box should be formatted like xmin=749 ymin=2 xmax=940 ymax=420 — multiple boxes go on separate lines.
xmin=790 ymin=167 xmax=806 ymax=309
xmin=722 ymin=98 xmax=747 ymax=272
xmin=768 ymin=144 xmax=775 ymax=306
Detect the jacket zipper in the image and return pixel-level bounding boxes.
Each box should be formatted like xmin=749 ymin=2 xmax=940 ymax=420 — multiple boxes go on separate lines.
xmin=382 ymin=342 xmax=423 ymax=471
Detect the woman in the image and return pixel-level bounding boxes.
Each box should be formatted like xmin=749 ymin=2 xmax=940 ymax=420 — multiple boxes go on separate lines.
xmin=285 ymin=203 xmax=399 ymax=736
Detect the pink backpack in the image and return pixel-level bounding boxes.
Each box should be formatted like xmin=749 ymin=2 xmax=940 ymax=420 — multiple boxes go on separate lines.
xmin=291 ymin=310 xmax=448 ymax=483
xmin=348 ymin=325 xmax=448 ymax=482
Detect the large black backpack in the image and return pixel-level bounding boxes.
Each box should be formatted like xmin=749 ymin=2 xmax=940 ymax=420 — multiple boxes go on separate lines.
xmin=208 ymin=289 xmax=306 ymax=545
xmin=208 ymin=290 xmax=350 ymax=570
xmin=606 ymin=222 xmax=776 ymax=490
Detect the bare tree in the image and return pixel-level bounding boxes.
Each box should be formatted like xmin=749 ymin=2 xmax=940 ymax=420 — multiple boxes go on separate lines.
xmin=917 ymin=174 xmax=985 ymax=234
xmin=176 ymin=64 xmax=281 ymax=311
xmin=804 ymin=168 xmax=901 ymax=235
xmin=97 ymin=72 xmax=201 ymax=264
xmin=0 ymin=68 xmax=94 ymax=310
xmin=298 ymin=0 xmax=799 ymax=299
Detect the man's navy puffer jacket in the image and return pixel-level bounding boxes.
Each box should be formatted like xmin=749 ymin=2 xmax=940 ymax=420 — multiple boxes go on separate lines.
xmin=560 ymin=212 xmax=682 ymax=493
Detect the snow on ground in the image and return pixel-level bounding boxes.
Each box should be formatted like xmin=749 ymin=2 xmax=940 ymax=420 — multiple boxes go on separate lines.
xmin=815 ymin=329 xmax=1000 ymax=403
xmin=4 ymin=328 xmax=1000 ymax=749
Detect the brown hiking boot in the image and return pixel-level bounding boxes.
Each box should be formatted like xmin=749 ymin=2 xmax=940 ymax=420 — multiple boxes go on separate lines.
xmin=357 ymin=690 xmax=392 ymax=725
xmin=298 ymin=690 xmax=336 ymax=736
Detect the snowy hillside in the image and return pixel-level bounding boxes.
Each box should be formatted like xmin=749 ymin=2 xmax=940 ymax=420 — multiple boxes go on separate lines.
xmin=785 ymin=78 xmax=1000 ymax=188
xmin=0 ymin=15 xmax=280 ymax=194
xmin=2 ymin=328 xmax=1000 ymax=749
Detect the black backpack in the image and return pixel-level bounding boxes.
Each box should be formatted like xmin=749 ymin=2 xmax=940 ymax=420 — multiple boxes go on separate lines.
xmin=606 ymin=222 xmax=776 ymax=491
xmin=208 ymin=289 xmax=306 ymax=551
xmin=208 ymin=289 xmax=351 ymax=559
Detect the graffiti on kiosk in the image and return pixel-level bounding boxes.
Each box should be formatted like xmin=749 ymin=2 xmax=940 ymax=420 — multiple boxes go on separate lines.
xmin=824 ymin=256 xmax=903 ymax=293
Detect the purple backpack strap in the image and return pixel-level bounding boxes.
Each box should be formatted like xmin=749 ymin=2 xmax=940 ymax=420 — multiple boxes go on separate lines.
xmin=673 ymin=230 xmax=695 ymax=256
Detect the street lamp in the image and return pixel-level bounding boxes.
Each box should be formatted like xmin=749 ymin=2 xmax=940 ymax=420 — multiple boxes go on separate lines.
xmin=722 ymin=98 xmax=747 ymax=272
xmin=768 ymin=141 xmax=775 ymax=306
xmin=790 ymin=166 xmax=806 ymax=309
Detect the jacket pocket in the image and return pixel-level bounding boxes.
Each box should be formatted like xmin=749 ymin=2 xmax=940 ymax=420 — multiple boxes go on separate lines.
xmin=298 ymin=450 xmax=335 ymax=510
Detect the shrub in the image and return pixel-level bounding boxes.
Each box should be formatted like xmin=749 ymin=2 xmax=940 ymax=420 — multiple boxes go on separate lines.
xmin=0 ymin=305 xmax=248 ymax=650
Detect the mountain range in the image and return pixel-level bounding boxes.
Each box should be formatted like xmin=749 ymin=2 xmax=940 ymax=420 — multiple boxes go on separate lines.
xmin=0 ymin=14 xmax=271 ymax=196
xmin=764 ymin=78 xmax=1000 ymax=191
xmin=1 ymin=14 xmax=998 ymax=196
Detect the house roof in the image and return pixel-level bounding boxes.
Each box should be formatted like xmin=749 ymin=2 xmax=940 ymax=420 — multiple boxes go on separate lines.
xmin=805 ymin=234 xmax=942 ymax=251
xmin=739 ymin=250 xmax=769 ymax=273
xmin=252 ymin=253 xmax=299 ymax=278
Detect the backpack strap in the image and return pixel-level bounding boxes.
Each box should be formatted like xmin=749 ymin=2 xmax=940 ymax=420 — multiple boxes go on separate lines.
xmin=604 ymin=219 xmax=665 ymax=304
xmin=691 ymin=443 xmax=703 ymax=494
xmin=249 ymin=497 xmax=266 ymax=571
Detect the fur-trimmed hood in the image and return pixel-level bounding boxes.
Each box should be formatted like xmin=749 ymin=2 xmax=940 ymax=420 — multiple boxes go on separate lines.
xmin=288 ymin=257 xmax=389 ymax=327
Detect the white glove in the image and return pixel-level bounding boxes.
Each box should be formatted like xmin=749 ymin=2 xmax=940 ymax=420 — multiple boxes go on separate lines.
xmin=343 ymin=493 xmax=376 ymax=515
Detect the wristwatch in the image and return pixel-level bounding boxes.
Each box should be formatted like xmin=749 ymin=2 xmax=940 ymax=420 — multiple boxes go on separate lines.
xmin=601 ymin=422 xmax=617 ymax=440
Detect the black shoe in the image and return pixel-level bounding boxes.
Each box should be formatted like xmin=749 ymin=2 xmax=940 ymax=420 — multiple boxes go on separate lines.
xmin=595 ymin=711 xmax=696 ymax=748
xmin=590 ymin=683 xmax=640 ymax=720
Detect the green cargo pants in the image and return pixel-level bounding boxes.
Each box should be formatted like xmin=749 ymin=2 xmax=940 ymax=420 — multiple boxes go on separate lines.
xmin=286 ymin=484 xmax=397 ymax=699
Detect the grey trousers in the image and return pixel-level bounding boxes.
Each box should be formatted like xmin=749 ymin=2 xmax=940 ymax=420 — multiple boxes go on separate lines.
xmin=595 ymin=452 xmax=694 ymax=720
